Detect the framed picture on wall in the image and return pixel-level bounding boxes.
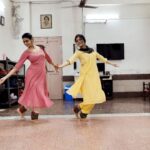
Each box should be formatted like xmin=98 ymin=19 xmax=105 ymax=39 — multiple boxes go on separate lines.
xmin=40 ymin=14 xmax=52 ymax=29
xmin=0 ymin=16 xmax=5 ymax=26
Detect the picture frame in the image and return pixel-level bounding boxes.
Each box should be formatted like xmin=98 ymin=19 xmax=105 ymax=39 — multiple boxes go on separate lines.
xmin=0 ymin=16 xmax=5 ymax=26
xmin=40 ymin=14 xmax=52 ymax=29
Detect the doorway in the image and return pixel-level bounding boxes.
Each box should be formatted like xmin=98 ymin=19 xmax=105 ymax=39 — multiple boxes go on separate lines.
xmin=34 ymin=36 xmax=63 ymax=99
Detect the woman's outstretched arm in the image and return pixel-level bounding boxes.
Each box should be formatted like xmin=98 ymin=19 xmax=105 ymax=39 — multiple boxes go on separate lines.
xmin=0 ymin=51 xmax=28 ymax=85
xmin=59 ymin=51 xmax=79 ymax=68
xmin=96 ymin=52 xmax=118 ymax=67
xmin=106 ymin=60 xmax=118 ymax=67
xmin=43 ymin=49 xmax=58 ymax=71
xmin=58 ymin=61 xmax=70 ymax=68
xmin=0 ymin=67 xmax=17 ymax=85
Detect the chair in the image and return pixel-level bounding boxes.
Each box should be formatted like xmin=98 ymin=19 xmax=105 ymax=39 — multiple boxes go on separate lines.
xmin=143 ymin=82 xmax=150 ymax=100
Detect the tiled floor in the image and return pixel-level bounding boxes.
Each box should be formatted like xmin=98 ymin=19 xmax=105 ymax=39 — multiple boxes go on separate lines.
xmin=0 ymin=115 xmax=150 ymax=150
xmin=0 ymin=97 xmax=150 ymax=116
xmin=0 ymin=97 xmax=150 ymax=150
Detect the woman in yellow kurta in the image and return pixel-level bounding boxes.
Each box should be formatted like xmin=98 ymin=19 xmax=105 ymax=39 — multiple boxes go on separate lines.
xmin=59 ymin=34 xmax=118 ymax=119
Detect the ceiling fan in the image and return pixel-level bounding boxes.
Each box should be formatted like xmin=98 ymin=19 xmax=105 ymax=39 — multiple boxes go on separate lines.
xmin=79 ymin=0 xmax=97 ymax=8
xmin=62 ymin=0 xmax=98 ymax=34
xmin=62 ymin=0 xmax=98 ymax=9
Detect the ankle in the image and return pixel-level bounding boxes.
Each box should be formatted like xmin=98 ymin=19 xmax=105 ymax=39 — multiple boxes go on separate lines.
xmin=80 ymin=112 xmax=88 ymax=119
xmin=74 ymin=105 xmax=81 ymax=113
xmin=19 ymin=106 xmax=27 ymax=113
xmin=31 ymin=111 xmax=39 ymax=120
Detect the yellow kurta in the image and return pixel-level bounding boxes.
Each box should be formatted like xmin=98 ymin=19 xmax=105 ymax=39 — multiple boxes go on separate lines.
xmin=67 ymin=50 xmax=108 ymax=105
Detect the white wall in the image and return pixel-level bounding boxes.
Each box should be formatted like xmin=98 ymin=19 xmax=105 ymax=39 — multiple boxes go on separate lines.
xmin=31 ymin=3 xmax=61 ymax=36
xmin=11 ymin=3 xmax=30 ymax=63
xmin=0 ymin=0 xmax=13 ymax=59
xmin=0 ymin=1 xmax=150 ymax=76
xmin=84 ymin=4 xmax=150 ymax=74
xmin=60 ymin=4 xmax=83 ymax=75
xmin=0 ymin=0 xmax=30 ymax=64
xmin=58 ymin=3 xmax=150 ymax=75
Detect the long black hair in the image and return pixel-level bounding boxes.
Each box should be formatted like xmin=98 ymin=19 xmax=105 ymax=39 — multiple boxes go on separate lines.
xmin=37 ymin=44 xmax=45 ymax=50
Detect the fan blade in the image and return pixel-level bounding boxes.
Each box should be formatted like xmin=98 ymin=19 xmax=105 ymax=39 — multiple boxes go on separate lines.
xmin=62 ymin=5 xmax=78 ymax=8
xmin=79 ymin=0 xmax=87 ymax=7
xmin=84 ymin=5 xmax=98 ymax=8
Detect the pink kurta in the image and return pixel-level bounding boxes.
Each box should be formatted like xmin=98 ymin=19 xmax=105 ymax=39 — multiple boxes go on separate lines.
xmin=15 ymin=49 xmax=53 ymax=108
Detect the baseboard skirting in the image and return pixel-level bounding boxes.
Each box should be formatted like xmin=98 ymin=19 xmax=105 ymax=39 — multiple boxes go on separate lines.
xmin=73 ymin=98 xmax=83 ymax=101
xmin=63 ymin=74 xmax=150 ymax=81
xmin=113 ymin=92 xmax=143 ymax=98
xmin=112 ymin=74 xmax=150 ymax=80
xmin=63 ymin=76 xmax=74 ymax=82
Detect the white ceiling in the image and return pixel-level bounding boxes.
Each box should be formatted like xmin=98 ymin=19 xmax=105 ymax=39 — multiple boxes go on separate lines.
xmin=11 ymin=0 xmax=150 ymax=5
xmin=88 ymin=0 xmax=150 ymax=4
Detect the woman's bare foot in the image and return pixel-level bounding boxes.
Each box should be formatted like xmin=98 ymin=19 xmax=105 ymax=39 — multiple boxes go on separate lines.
xmin=17 ymin=108 xmax=25 ymax=119
xmin=16 ymin=106 xmax=27 ymax=119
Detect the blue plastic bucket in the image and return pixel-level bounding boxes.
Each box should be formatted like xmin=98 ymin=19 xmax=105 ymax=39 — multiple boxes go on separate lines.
xmin=64 ymin=85 xmax=73 ymax=101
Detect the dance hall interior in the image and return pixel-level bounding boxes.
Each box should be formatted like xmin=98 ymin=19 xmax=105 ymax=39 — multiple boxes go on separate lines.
xmin=0 ymin=0 xmax=150 ymax=150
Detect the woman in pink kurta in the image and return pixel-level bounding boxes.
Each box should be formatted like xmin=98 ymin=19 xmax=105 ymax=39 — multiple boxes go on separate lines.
xmin=0 ymin=33 xmax=58 ymax=120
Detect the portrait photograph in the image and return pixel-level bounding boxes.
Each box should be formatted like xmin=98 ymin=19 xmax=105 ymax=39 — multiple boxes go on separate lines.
xmin=40 ymin=14 xmax=52 ymax=29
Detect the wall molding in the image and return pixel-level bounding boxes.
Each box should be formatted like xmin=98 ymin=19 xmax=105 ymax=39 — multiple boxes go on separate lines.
xmin=113 ymin=92 xmax=143 ymax=98
xmin=63 ymin=74 xmax=150 ymax=81
xmin=63 ymin=76 xmax=74 ymax=82
xmin=112 ymin=74 xmax=150 ymax=80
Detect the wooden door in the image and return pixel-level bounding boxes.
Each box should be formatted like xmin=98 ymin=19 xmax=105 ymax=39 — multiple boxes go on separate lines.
xmin=34 ymin=37 xmax=63 ymax=99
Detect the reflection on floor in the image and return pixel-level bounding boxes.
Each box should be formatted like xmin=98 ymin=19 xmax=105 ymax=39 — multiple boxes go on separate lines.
xmin=0 ymin=115 xmax=150 ymax=150
xmin=0 ymin=97 xmax=150 ymax=150
xmin=0 ymin=97 xmax=150 ymax=116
